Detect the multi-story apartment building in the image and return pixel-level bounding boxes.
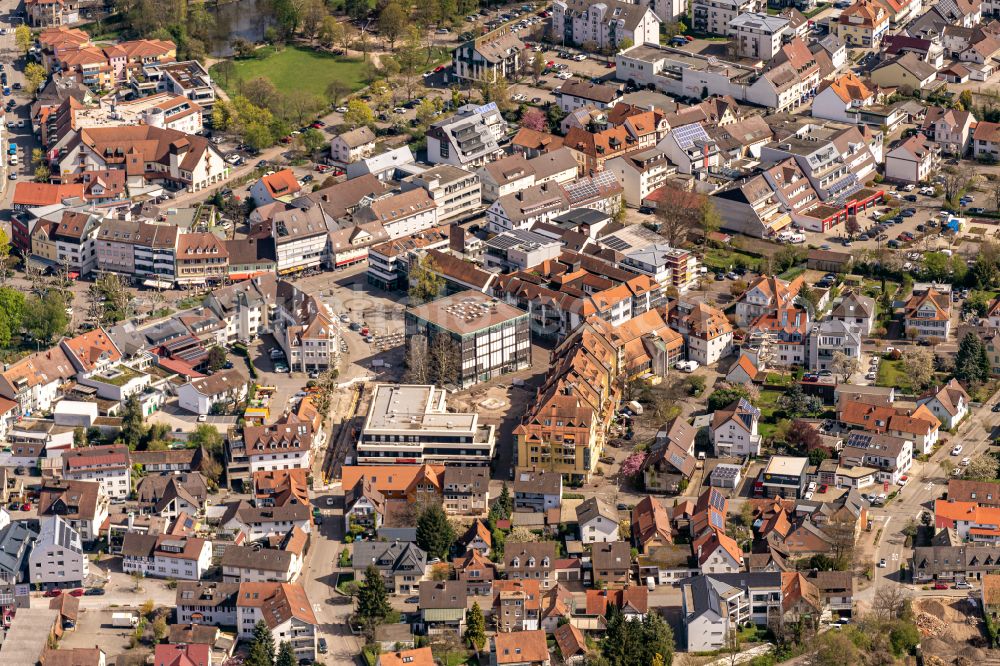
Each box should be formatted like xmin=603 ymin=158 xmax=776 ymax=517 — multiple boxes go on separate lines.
xmin=442 ymin=467 xmax=490 ymax=515
xmin=38 ymin=479 xmax=109 ymax=543
xmin=352 ymin=541 xmax=428 ymax=594
xmin=174 ymin=232 xmax=228 ymax=287
xmin=670 ymin=300 xmax=734 ymax=366
xmin=121 ymin=533 xmax=213 ymax=580
xmin=426 ymin=103 xmax=506 ymax=168
xmin=681 ymin=573 xmax=783 ymax=651
xmin=486 ymin=182 xmax=569 ymax=234
xmin=136 ymin=61 xmax=216 ymax=119
xmin=29 ymin=516 xmax=88 ymax=588
xmin=355 ymin=189 xmax=439 ymax=239
xmin=837 ymin=0 xmax=889 ymax=48
xmin=236 ymin=583 xmax=317 ymax=663
xmin=274 ymin=284 xmax=339 ymax=374
xmin=238 ymin=422 xmax=314 ymax=475
xmin=356 ymin=384 xmax=497 ymax=465
xmin=26 ymin=0 xmax=79 ymax=27
xmin=840 ymin=431 xmax=912 ymax=485
xmin=401 ymin=165 xmax=482 ymax=224
xmin=95 ymin=220 xmax=179 ymax=287
xmin=729 ymin=13 xmax=789 ymax=59
xmin=886 ymin=134 xmax=941 ymax=184
xmin=62 ymin=445 xmax=131 ymax=500
xmin=619 ymin=244 xmax=699 ymax=294
xmin=203 ymin=274 xmax=277 ymax=345
xmin=176 ymin=581 xmax=240 ymax=625
xmin=366 ymin=226 xmax=451 ymax=291
xmin=404 ymin=291 xmax=531 ymax=389
xmin=807 ymin=319 xmax=862 ymax=373
xmin=692 ymin=0 xmax=763 ymax=35
xmin=271 ymin=207 xmax=328 ymax=275
xmin=483 ymin=229 xmax=562 ymax=273
xmin=451 ymin=28 xmax=524 ymax=83
xmin=604 ymin=149 xmax=673 ymax=207
xmin=49 ymin=210 xmax=100 ymax=277
xmin=553 ymin=0 xmax=661 ymax=50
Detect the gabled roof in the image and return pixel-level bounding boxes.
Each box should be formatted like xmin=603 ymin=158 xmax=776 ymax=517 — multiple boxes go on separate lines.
xmin=236 ymin=582 xmax=317 ymax=628
xmin=493 ymin=630 xmax=549 ymax=665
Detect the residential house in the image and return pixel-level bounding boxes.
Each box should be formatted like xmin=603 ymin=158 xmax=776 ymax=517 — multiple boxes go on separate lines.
xmin=61 ymin=445 xmax=131 ymax=501
xmin=221 ymin=536 xmax=303 ymax=583
xmin=38 ymin=479 xmax=108 ymax=543
xmin=454 ymin=549 xmax=497 ymax=596
xmin=235 ymin=583 xmax=317 ymax=662
xmin=680 ymin=572 xmax=784 ymax=651
xmin=451 ymin=28 xmax=524 ymax=83
xmin=177 ymin=368 xmax=248 ymax=416
xmin=340 ymin=465 xmax=445 ymax=506
xmin=250 ymin=170 xmax=303 ymax=207
xmin=812 ymin=72 xmax=876 ymax=123
xmin=735 ymin=274 xmax=804 ymax=328
xmin=514 ymin=471 xmax=563 ymax=513
xmin=377 ymin=648 xmax=436 ymax=666
xmin=419 ymin=580 xmax=467 ymax=635
xmin=121 ymin=533 xmax=213 ymax=580
xmin=556 ymin=80 xmax=624 ymax=113
xmin=631 ymin=496 xmax=675 ymax=554
xmin=948 ymin=479 xmax=1000 ymax=506
xmin=807 ymin=319 xmax=862 ymax=373
xmin=974 ymin=121 xmax=1000 ymax=160
xmin=836 ymin=0 xmax=889 ymax=48
xmin=426 ymin=103 xmax=506 ymax=168
xmin=840 ymin=431 xmax=913 ymax=484
xmin=711 ymin=398 xmax=762 ymax=457
xmin=554 ymin=623 xmax=588 ymax=665
xmin=642 ymin=419 xmax=696 ymax=495
xmin=592 ymin=541 xmax=631 ymax=587
xmin=730 ymin=13 xmax=790 ymax=60
xmin=922 ymin=107 xmax=976 ymax=156
xmin=343 ymin=476 xmax=385 ymax=534
xmin=670 ymin=300 xmax=734 ymax=366
xmin=576 ymin=498 xmax=620 ymax=544
xmin=491 ymin=629 xmax=550 ymax=666
xmin=903 ymin=287 xmax=952 ymax=340
xmin=912 ymin=545 xmax=1000 ymax=583
xmin=175 ymin=232 xmax=229 ymax=287
xmin=869 ymin=52 xmax=938 ymax=91
xmin=583 ymin=587 xmax=649 ymax=625
xmin=29 ymin=516 xmax=88 ymax=588
xmin=917 ymin=379 xmax=970 ymax=430
xmin=830 ymin=291 xmax=876 ymax=336
xmin=352 ymin=541 xmax=427 ymax=594
xmin=505 ymin=542 xmax=557 ymax=589
xmin=494 ymin=579 xmax=541 ymax=632
xmin=885 ymin=134 xmax=940 ymax=184
xmin=330 ymin=127 xmax=377 ymax=164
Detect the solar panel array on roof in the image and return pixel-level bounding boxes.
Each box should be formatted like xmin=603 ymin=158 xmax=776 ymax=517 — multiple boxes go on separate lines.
xmin=672 ymin=123 xmax=710 ymax=150
xmin=709 ymin=511 xmax=725 ymax=530
xmin=709 ymin=489 xmax=726 ymax=512
xmin=602 ymin=236 xmax=630 ymax=251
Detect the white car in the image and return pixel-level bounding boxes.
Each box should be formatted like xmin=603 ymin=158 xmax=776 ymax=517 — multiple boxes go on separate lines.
xmin=197 ymin=414 xmax=207 ymax=422
xmin=961 ymin=456 xmax=971 ymax=466
xmin=556 ymin=71 xmax=572 ymax=79
xmin=674 ymin=360 xmax=699 ymax=373
xmin=951 ymin=444 xmax=963 ymax=456
xmin=572 ymin=53 xmax=587 ymax=61
xmin=335 ymin=106 xmax=348 ymax=113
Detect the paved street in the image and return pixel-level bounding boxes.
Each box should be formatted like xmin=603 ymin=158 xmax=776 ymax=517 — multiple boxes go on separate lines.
xmin=861 ymin=393 xmax=1000 ymax=611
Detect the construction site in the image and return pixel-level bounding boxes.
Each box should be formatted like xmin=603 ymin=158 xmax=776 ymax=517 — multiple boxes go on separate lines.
xmin=915 ymin=596 xmax=998 ymax=665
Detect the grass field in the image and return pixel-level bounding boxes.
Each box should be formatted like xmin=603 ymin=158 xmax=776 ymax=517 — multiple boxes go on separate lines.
xmin=877 ymin=359 xmax=912 ymax=392
xmin=213 ymin=46 xmax=368 ymax=98
xmin=702 ymin=247 xmax=762 ymax=271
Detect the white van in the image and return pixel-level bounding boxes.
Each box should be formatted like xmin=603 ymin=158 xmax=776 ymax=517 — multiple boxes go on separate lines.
xmin=647 ymin=576 xmax=656 ymax=591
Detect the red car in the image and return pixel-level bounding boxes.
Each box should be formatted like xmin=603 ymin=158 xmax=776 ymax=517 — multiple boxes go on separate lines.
xmin=434 ymin=65 xmax=446 ymax=73
xmin=280 ymin=136 xmax=292 ymax=144
xmin=605 ymin=62 xmax=614 ymax=68
xmin=819 ymin=484 xmax=828 ymax=493
xmin=20 ymin=503 xmax=30 ymax=511
xmin=43 ymin=589 xmax=62 ymax=598
xmin=311 ymin=120 xmax=325 ymax=128
xmin=933 ymin=582 xmax=949 ymax=590
xmin=315 ymin=164 xmax=329 ymax=173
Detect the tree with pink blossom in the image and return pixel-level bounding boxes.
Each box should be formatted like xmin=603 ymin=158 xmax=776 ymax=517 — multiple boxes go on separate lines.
xmin=520 ymin=108 xmax=547 ymax=132
xmin=620 ymin=452 xmax=647 ymax=479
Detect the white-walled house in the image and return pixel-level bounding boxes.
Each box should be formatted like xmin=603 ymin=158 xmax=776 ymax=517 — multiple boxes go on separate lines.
xmin=61 ymin=445 xmax=131 ymax=500
xmin=177 ymin=368 xmax=248 ymax=416
xmin=710 ymin=398 xmax=762 ymax=457
xmin=670 ymin=301 xmax=734 ymax=366
xmin=885 ymin=134 xmax=940 ymax=184
xmin=330 ymin=126 xmax=377 ymax=164
xmin=812 ymin=72 xmax=875 ymax=123
xmin=576 ymin=497 xmax=620 ymax=544
xmin=236 ymin=582 xmax=318 ymax=663
xmin=917 ymin=379 xmax=970 ymax=430
xmin=121 ymin=533 xmax=213 ymax=581
xmin=29 ymin=516 xmax=89 ymax=588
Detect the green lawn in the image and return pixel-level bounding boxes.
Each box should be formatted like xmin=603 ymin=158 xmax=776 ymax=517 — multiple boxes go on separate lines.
xmin=702 ymin=247 xmax=761 ymax=272
xmin=876 ymin=359 xmax=912 ymax=392
xmin=212 ymin=46 xmax=368 ymax=99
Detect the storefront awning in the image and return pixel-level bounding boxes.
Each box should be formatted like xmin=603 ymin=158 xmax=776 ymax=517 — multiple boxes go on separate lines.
xmin=142 ymin=279 xmax=174 ymax=289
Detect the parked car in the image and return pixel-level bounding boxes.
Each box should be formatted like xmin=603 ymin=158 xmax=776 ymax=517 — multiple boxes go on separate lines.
xmin=878 ymin=558 xmax=887 ymax=568
xmin=43 ymin=589 xmax=62 ymax=598
xmin=952 ymin=444 xmax=963 ymax=455
xmin=933 ymin=582 xmax=949 ymax=590
xmin=84 ymin=588 xmax=105 ymax=596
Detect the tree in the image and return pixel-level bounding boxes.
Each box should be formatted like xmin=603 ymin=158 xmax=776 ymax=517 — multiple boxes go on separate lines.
xmin=416 ymin=503 xmax=455 ymax=560
xmin=24 ymin=290 xmax=68 ymax=343
xmin=831 ymin=351 xmax=861 ymax=383
xmin=845 ymin=216 xmax=861 ymax=238
xmin=940 ymin=458 xmax=955 ymax=479
xmin=246 ymin=619 xmax=276 ymax=666
xmin=955 ymin=331 xmax=991 ymax=385
xmin=231 ymin=37 xmax=255 ymax=59
xmin=346 ymin=0 xmax=372 ymax=19
xmin=654 ymin=187 xmax=703 ymax=247
xmin=299 ymin=0 xmax=327 ymax=40
xmin=189 ymin=424 xmax=224 ymax=457
xmin=964 ymin=454 xmax=999 ymax=481
xmin=0 ymin=228 xmax=12 ymax=284
xmin=326 ymin=81 xmax=350 ymax=108
xmin=430 ymin=333 xmax=457 ymax=387
xmin=24 ymin=62 xmax=48 ymax=95
xmin=700 ymin=196 xmax=721 ymax=237
xmin=343 ymin=97 xmax=376 ymax=128
xmin=724 ymin=626 xmax=742 ymax=666
xmin=121 ymin=394 xmax=146 ymax=451
xmin=923 ymin=252 xmax=951 ymax=282
xmin=872 ymin=586 xmax=910 ymax=621
xmin=408 ymin=254 xmax=444 ymax=305
xmin=531 ymin=54 xmax=544 ymax=84
xmin=152 ymin=614 xmax=168 ymax=643
xmin=489 ymin=483 xmax=512 ymax=524
xmin=902 ymin=348 xmax=935 ymax=390
xmin=404 ymin=335 xmax=431 ymax=384
xmin=378 ymin=2 xmax=407 ymax=49
xmin=74 ymin=427 xmax=87 ymax=449
xmin=415 ymin=98 xmax=437 ymax=126
xmin=15 ymin=25 xmax=31 ymax=54
xmin=207 ymin=346 xmax=227 ymax=372
xmin=785 ymin=419 xmax=822 ymax=451
xmin=0 ymin=287 xmax=26 ymax=347
xmin=357 ymin=564 xmax=392 ymax=624
xmin=707 ymin=384 xmax=754 ymax=411
xmin=298 ymin=127 xmax=326 ymax=155
xmin=814 ymin=630 xmax=861 ymax=666
xmin=777 ymin=384 xmax=823 ymax=418
xmin=465 ymin=601 xmax=486 ymax=650
xmin=275 ymin=641 xmax=296 ymax=666
xmin=520 ymin=108 xmax=547 ymax=132
xmin=941 ymin=165 xmax=972 ymax=204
